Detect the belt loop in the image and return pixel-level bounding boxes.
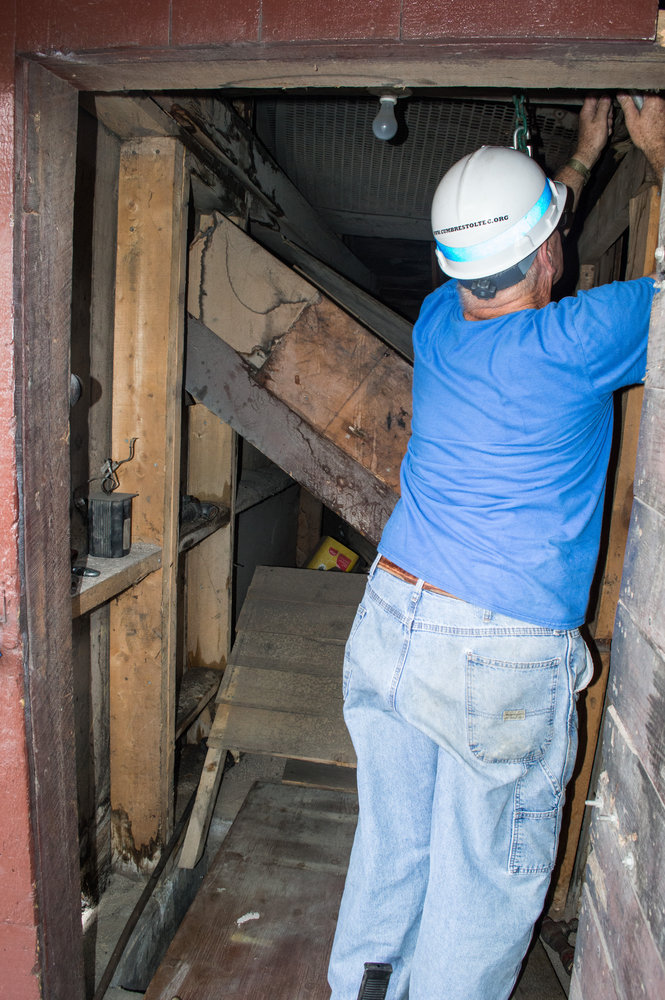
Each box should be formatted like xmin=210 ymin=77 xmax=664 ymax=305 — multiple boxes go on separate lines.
xmin=368 ymin=553 xmax=381 ymax=580
xmin=408 ymin=577 xmax=425 ymax=623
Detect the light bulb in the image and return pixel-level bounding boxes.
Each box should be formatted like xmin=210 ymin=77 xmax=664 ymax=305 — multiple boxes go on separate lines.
xmin=372 ymin=96 xmax=398 ymax=141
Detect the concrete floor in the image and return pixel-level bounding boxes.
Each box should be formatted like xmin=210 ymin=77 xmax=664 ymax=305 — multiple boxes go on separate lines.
xmin=90 ymin=751 xmax=568 ymax=1000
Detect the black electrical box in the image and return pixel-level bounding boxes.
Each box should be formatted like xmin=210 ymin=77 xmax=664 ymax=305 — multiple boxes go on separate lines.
xmin=88 ymin=491 xmax=137 ymax=558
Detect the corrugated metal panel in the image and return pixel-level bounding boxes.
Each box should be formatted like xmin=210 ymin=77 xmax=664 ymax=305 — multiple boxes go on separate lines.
xmin=257 ymin=97 xmax=578 ymax=235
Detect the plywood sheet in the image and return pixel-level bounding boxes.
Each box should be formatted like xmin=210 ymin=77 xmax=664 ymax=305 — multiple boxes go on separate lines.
xmin=145 ymin=782 xmax=357 ymax=1000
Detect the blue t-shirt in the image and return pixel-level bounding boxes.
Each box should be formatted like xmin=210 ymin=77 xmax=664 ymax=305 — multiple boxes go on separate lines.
xmin=379 ymin=277 xmax=656 ymax=628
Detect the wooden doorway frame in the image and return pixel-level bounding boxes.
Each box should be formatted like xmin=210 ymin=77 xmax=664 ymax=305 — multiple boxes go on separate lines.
xmin=16 ymin=39 xmax=665 ymax=997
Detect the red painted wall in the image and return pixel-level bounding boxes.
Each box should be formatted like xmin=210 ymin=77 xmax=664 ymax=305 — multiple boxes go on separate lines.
xmin=0 ymin=2 xmax=659 ymax=998
xmin=13 ymin=0 xmax=659 ymax=50
xmin=0 ymin=0 xmax=41 ymax=996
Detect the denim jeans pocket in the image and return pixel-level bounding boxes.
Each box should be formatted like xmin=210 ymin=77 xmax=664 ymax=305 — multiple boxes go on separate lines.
xmin=343 ymin=604 xmax=367 ymax=700
xmin=466 ymin=652 xmax=559 ymax=764
xmin=510 ymin=799 xmax=561 ymax=875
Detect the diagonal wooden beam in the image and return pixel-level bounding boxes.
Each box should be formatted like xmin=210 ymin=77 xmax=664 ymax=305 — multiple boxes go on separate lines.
xmin=186 ymin=214 xmax=412 ymax=541
xmin=185 ymin=314 xmax=398 ymax=544
xmin=153 ymin=95 xmax=374 ymax=291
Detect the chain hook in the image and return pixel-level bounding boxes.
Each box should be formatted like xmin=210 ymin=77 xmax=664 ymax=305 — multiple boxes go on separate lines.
xmin=512 ymin=95 xmax=532 ymax=157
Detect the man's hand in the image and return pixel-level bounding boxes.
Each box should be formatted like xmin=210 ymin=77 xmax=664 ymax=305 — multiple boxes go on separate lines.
xmin=554 ymin=96 xmax=613 ymax=214
xmin=576 ymin=96 xmax=614 ymax=170
xmin=617 ymin=94 xmax=665 ymax=178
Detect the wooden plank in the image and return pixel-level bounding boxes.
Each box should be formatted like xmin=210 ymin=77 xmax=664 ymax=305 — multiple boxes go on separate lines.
xmin=635 ymin=387 xmax=665 ymax=515
xmin=240 ymin=564 xmax=367 ymax=608
xmin=188 ymin=212 xmax=319 ymax=364
xmin=578 ymin=148 xmax=647 ymax=265
xmin=207 ymin=703 xmax=355 ymax=765
xmin=571 ymin=164 xmax=665 ymax=997
xmin=555 ymin=182 xmax=661 ymax=915
xmin=178 ymin=743 xmax=228 ymax=870
xmin=581 ymin=799 xmax=665 ymax=997
xmin=235 ymin=596 xmax=361 ymax=641
xmin=39 ymin=40 xmax=665 ymax=95
xmin=254 ymin=295 xmax=392 ymax=430
xmin=109 ymin=137 xmax=188 ymax=864
xmin=185 ymin=315 xmax=398 ymax=544
xmin=611 ymin=604 xmax=665 ymax=804
xmin=71 ymin=542 xmax=162 ymax=617
xmin=283 ymin=760 xmax=358 ymax=793
xmin=217 ymin=663 xmax=342 ymax=720
xmin=236 ymin=467 xmax=295 ymax=513
xmin=14 ymin=59 xmax=87 ymax=999
xmin=255 ymin=299 xmax=411 ymax=494
xmin=150 ymin=783 xmax=357 ymax=999
xmin=626 ymin=185 xmax=661 ymax=280
xmin=89 ymin=605 xmax=113 ymax=892
xmin=252 ymin=225 xmax=414 ymax=360
xmin=187 ymin=214 xmax=408 ymax=537
xmin=88 ymin=92 xmax=180 ymax=140
xmin=569 ymin=886 xmax=622 ymax=1000
xmin=327 ymin=353 xmax=412 ymax=493
xmin=599 ymin=707 xmax=665 ymax=957
xmin=185 ymin=203 xmax=243 ymax=680
xmin=175 ymin=667 xmax=222 ymax=740
xmin=591 ymin=185 xmax=660 ymax=642
xmin=184 ymin=401 xmax=236 ymax=674
xmin=178 ymin=505 xmax=231 ymax=554
xmin=590 ymin=387 xmax=645 ymax=642
xmin=621 ymin=498 xmax=665 ymax=654
xmin=229 ymin=629 xmax=347 ymax=678
xmin=181 ymin=568 xmax=361 ymax=864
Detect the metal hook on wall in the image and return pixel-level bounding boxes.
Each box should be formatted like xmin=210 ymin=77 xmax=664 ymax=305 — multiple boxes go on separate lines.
xmin=100 ymin=438 xmax=138 ymax=494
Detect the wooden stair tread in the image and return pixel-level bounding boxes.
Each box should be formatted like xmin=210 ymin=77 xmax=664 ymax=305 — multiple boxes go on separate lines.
xmin=178 ymin=567 xmax=361 ymax=868
xmin=148 ymin=782 xmax=357 ymax=999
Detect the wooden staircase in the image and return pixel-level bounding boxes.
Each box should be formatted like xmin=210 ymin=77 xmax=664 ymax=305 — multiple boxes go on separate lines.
xmin=179 ymin=566 xmax=363 ymax=868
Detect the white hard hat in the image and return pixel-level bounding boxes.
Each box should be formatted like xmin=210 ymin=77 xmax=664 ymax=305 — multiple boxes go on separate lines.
xmin=431 ymin=146 xmax=567 ymax=290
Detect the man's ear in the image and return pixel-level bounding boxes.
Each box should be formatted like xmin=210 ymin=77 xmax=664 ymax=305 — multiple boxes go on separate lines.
xmin=541 ymin=230 xmax=564 ymax=286
xmin=535 ymin=240 xmax=552 ymax=274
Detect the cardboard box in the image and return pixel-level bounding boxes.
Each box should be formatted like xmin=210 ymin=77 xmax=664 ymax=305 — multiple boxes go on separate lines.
xmin=307 ymin=536 xmax=359 ymax=573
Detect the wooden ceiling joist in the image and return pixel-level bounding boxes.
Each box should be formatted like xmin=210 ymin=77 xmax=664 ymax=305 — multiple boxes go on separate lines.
xmin=39 ymin=36 xmax=665 ymax=93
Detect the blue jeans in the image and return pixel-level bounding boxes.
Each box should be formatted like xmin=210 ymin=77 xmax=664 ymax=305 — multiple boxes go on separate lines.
xmin=328 ymin=558 xmax=592 ymax=1000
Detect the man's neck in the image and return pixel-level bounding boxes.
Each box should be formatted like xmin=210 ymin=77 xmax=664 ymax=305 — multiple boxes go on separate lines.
xmin=460 ymin=271 xmax=552 ymax=321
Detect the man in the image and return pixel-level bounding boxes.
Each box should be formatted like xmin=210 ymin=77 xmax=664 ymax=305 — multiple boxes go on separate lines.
xmin=328 ymin=95 xmax=665 ymax=1000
